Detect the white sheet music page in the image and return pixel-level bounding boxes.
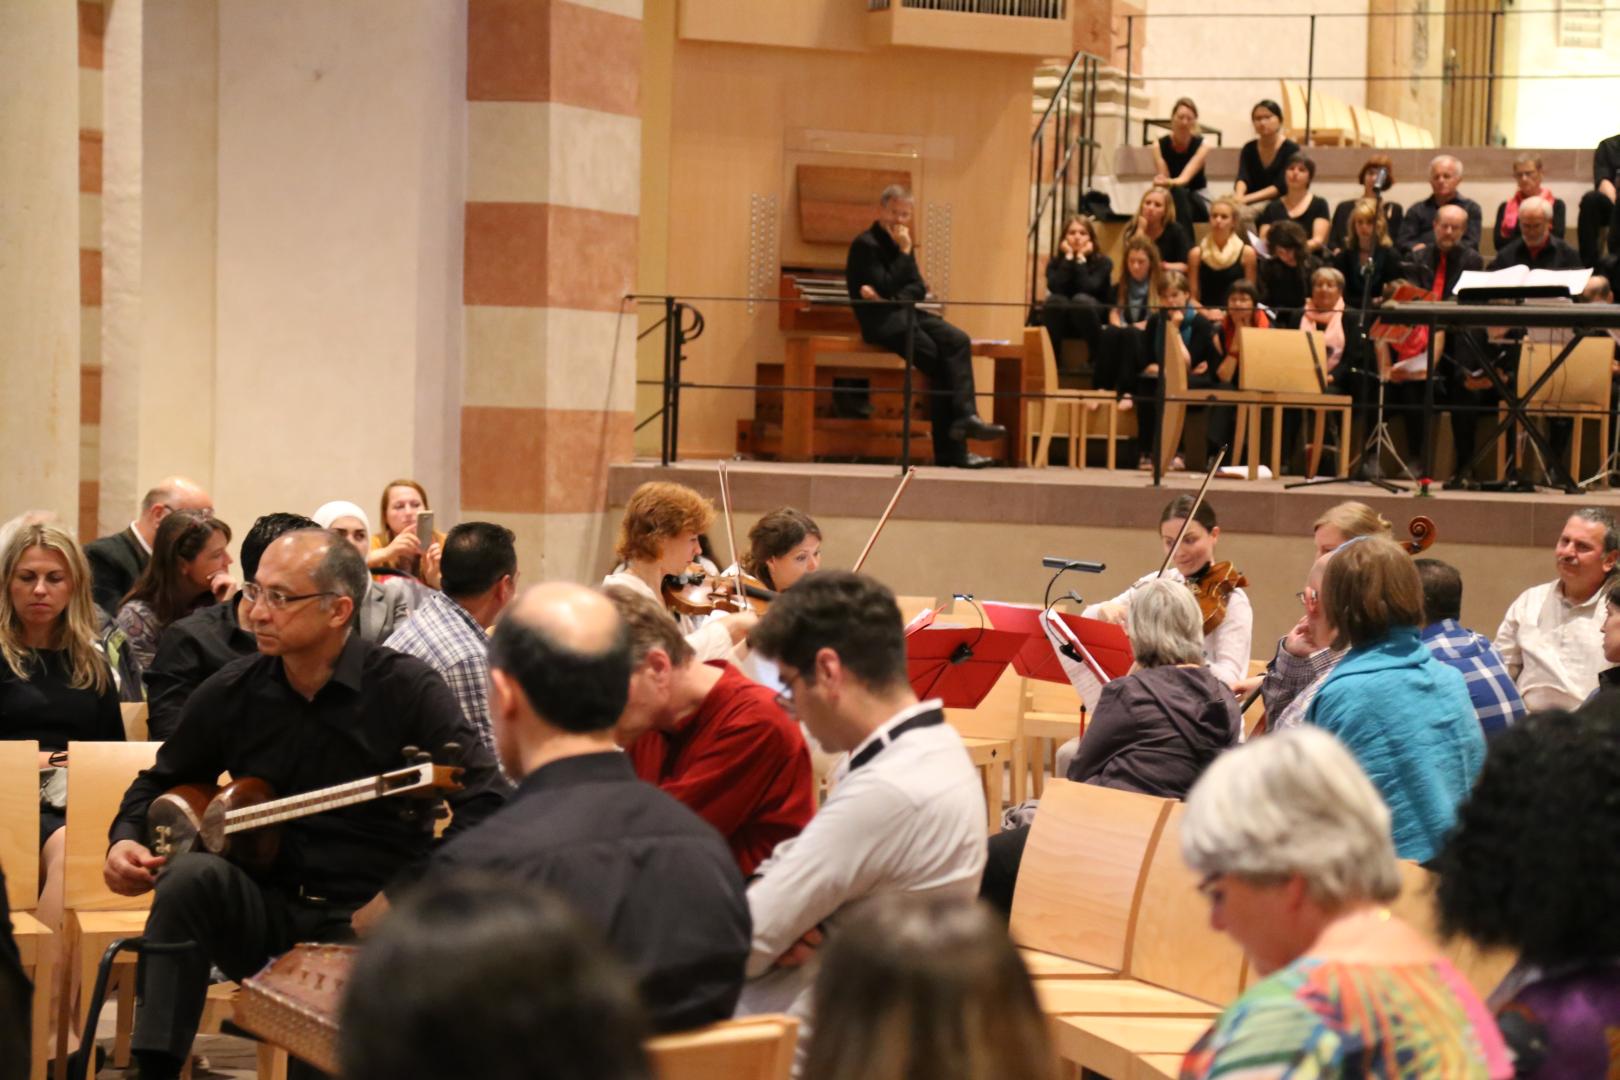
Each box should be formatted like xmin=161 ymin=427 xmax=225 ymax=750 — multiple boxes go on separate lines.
xmin=1039 ymin=608 xmax=1108 ymax=711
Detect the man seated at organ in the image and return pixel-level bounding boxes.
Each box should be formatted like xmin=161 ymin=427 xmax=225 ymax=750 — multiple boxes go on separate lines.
xmin=845 ymin=184 xmax=1005 ymax=469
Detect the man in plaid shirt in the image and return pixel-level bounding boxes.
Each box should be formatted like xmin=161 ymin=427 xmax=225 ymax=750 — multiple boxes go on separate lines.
xmin=1417 ymin=559 xmax=1524 ymax=735
xmin=385 ymin=522 xmax=518 ymax=751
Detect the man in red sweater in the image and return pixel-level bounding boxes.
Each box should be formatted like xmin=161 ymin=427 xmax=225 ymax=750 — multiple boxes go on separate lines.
xmin=604 ymin=586 xmax=816 ymax=875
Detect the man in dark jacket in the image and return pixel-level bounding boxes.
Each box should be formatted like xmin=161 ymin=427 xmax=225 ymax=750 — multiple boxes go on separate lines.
xmin=845 ymin=185 xmax=1004 ymax=468
xmin=85 ymin=476 xmax=213 ymax=616
xmin=1488 ymin=197 xmax=1583 ymax=273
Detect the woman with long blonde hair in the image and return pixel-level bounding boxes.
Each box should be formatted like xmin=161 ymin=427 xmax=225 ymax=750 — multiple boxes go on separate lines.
xmin=1123 ymin=186 xmax=1191 ymax=272
xmin=1186 ymin=194 xmax=1257 ymax=309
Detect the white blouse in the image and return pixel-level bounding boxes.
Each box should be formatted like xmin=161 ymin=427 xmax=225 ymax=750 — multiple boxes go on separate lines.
xmin=1083 ymin=568 xmax=1254 ymax=688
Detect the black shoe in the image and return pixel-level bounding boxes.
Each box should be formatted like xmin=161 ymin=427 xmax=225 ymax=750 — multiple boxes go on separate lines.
xmin=939 ymin=451 xmax=994 ymax=469
xmin=949 ymin=414 xmax=1007 ymax=441
xmin=1444 ymin=473 xmax=1476 ymax=491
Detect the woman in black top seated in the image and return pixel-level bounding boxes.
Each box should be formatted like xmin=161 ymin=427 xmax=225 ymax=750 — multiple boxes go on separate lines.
xmin=1330 ymin=154 xmax=1403 ymax=257
xmin=1234 ymin=99 xmax=1300 ymax=210
xmin=1333 ymin=197 xmax=1403 ymax=311
xmin=1258 ymin=220 xmax=1317 ymax=330
xmin=1259 ymin=154 xmax=1332 ymax=253
xmin=1153 ymin=97 xmax=1213 ymax=225
xmin=0 ymin=522 xmax=123 ymax=936
xmin=1040 ymin=214 xmax=1114 ymax=370
xmin=1094 ymin=235 xmax=1166 ymax=405
xmin=1124 ymin=186 xmax=1191 ymax=272
xmin=1187 ymin=195 xmax=1257 ymax=310
xmin=1135 ymin=270 xmax=1224 ymax=470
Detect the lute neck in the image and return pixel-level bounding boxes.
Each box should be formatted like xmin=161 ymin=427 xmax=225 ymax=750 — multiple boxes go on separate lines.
xmin=221 ymin=763 xmax=435 ymax=835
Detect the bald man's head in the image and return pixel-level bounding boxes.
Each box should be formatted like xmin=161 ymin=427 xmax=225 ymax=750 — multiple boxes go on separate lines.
xmin=489 ymin=583 xmax=630 ymax=735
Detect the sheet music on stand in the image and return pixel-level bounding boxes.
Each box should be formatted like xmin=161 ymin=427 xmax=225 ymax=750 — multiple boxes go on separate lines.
xmin=1455 ymin=266 xmax=1592 ymax=346
xmin=1039 ymin=608 xmax=1110 ymax=711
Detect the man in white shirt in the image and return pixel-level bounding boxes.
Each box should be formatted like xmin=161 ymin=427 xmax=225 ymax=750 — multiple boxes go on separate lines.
xmin=1495 ymin=508 xmax=1620 ymax=711
xmin=735 ymin=571 xmax=986 ymax=1065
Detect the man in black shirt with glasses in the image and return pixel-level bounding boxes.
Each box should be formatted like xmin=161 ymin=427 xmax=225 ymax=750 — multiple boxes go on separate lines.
xmin=104 ymin=529 xmax=505 ymax=1080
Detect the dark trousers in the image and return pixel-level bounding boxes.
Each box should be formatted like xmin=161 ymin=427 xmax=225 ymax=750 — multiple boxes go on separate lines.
xmin=979 ymin=825 xmax=1031 ymax=918
xmin=1169 ymin=186 xmax=1209 ymax=227
xmin=865 ymin=310 xmax=977 ymax=462
xmin=132 ymin=854 xmax=358 ymax=1064
xmin=1577 ymin=189 xmax=1620 ymax=265
xmin=1041 ymin=295 xmax=1105 ymax=371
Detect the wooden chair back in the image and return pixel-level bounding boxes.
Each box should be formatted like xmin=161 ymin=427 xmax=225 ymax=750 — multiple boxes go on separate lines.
xmin=1371 ymin=111 xmax=1399 ymax=149
xmin=1240 ymin=327 xmax=1330 ymax=394
xmin=1037 ymin=326 xmax=1063 ymax=394
xmin=895 ymin=595 xmax=938 ymax=625
xmin=1390 ymin=860 xmax=1517 ymax=1000
xmin=1010 ymin=779 xmax=1172 ymax=970
xmin=1126 ymin=803 xmax=1247 ymax=1005
xmin=1278 ymin=80 xmax=1308 ymax=135
xmin=120 ymin=702 xmax=149 ymax=741
xmin=1350 ymin=104 xmax=1377 ymax=147
xmin=946 ymin=665 xmax=1024 ymax=741
xmin=1025 ymin=676 xmax=1082 ymax=719
xmin=0 ymin=740 xmax=41 ymax=910
xmin=1517 ymin=338 xmax=1612 ymax=410
xmin=646 ymin=1014 xmax=798 ymax=1080
xmin=63 ymin=740 xmax=161 ymax=913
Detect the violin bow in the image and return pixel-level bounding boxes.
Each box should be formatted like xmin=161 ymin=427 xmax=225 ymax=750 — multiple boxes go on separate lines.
xmin=852 ymin=466 xmax=917 ymax=575
xmin=1157 ymin=445 xmax=1227 ymax=579
xmin=716 ymin=460 xmax=746 ymax=602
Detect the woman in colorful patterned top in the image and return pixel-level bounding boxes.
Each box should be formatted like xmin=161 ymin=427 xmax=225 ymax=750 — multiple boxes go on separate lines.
xmin=1435 ymin=706 xmax=1620 ymax=1079
xmin=1178 ymin=727 xmax=1511 ymax=1079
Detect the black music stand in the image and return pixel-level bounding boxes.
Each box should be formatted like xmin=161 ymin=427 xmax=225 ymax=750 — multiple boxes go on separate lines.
xmin=1286 ymin=295 xmax=1407 ymax=494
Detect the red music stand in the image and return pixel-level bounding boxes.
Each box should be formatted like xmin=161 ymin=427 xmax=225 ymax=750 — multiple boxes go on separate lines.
xmin=982 ymin=602 xmax=1133 ymax=684
xmin=904 ymin=625 xmax=1028 ymax=710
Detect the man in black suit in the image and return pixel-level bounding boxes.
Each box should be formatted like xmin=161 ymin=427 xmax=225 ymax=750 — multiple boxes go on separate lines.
xmin=85 ymin=476 xmax=213 ymax=616
xmin=1488 ymin=197 xmax=1583 ymax=273
xmin=845 ymin=185 xmax=1005 ymax=468
xmin=1396 ymin=155 xmax=1483 ymax=257
xmin=1411 ymin=205 xmax=1490 ymax=489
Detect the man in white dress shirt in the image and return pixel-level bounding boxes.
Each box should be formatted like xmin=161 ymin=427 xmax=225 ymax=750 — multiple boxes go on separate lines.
xmin=735 ymin=571 xmax=986 ymax=1066
xmin=1495 ymin=508 xmax=1619 ymax=712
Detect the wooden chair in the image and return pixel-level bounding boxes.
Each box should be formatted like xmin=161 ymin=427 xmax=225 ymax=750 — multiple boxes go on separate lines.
xmin=1010 ymin=780 xmax=1172 ymax=979
xmin=1390 ymin=861 xmax=1517 ymax=1000
xmin=1495 ymin=338 xmax=1613 ymax=485
xmin=1020 ymin=677 xmax=1083 ymax=800
xmin=120 ymin=702 xmax=148 ymax=742
xmin=946 ymin=665 xmax=1028 ymax=809
xmin=1350 ymin=104 xmax=1379 ymax=147
xmin=1370 ymin=110 xmax=1400 ymax=150
xmin=57 ymin=740 xmax=161 ymax=1071
xmin=1239 ymin=326 xmax=1353 ymax=478
xmin=1278 ymin=80 xmax=1309 ymax=142
xmin=1 ymin=741 xmax=57 ymax=1080
xmin=645 ymin=1014 xmax=798 ymax=1080
xmin=1024 ymin=327 xmax=1118 ymax=469
xmin=1308 ymin=92 xmax=1356 ymax=147
xmin=1154 ymin=323 xmax=1255 ymax=477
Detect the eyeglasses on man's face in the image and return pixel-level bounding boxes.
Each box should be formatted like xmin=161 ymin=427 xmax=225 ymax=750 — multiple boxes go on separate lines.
xmin=241 ymin=581 xmax=336 ymax=612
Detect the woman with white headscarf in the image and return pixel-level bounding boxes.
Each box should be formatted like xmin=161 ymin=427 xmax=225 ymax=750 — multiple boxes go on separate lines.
xmin=312 ymin=501 xmax=416 ymax=643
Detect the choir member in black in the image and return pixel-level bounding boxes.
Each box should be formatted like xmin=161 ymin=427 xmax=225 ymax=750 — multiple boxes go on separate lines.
xmin=1330 ymin=154 xmax=1403 ymax=257
xmin=1492 ymin=154 xmax=1565 ymax=250
xmin=1411 ymin=204 xmax=1489 ymax=487
xmin=1577 ymin=132 xmax=1620 ymax=267
xmin=1258 ymin=221 xmax=1317 ymax=330
xmin=1396 ymin=155 xmax=1482 ymax=256
xmin=1100 ymin=235 xmax=1166 ymax=406
xmin=103 ymin=530 xmax=506 ymax=1080
xmin=845 ymin=184 xmax=1005 ymax=468
xmin=1188 ymin=195 xmax=1257 ymax=309
xmin=1153 ymin=97 xmax=1212 ymax=225
xmin=1333 ymin=198 xmax=1403 ymax=396
xmin=1135 ymin=270 xmax=1223 ymax=470
xmin=1124 ymin=186 xmax=1191 ymax=272
xmin=1233 ymin=99 xmax=1300 ymax=210
xmin=1258 ymin=154 xmax=1331 ymax=252
xmin=1488 ymin=196 xmax=1583 ymax=273
xmin=1040 ymin=214 xmax=1114 ymax=374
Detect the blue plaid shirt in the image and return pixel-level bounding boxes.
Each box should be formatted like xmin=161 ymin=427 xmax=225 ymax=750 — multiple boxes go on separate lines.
xmin=1421 ymin=619 xmax=1525 ymax=735
xmin=384 ymin=591 xmax=493 ymax=750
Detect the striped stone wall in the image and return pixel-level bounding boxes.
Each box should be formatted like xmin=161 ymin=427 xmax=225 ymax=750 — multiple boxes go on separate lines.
xmin=461 ymin=0 xmax=642 ymax=581
xmin=78 ymin=0 xmax=104 ymax=539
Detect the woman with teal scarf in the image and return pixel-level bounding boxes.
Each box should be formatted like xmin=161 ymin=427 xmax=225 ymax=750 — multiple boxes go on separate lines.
xmin=1306 ymin=536 xmax=1484 ymax=862
xmin=1134 ymin=269 xmax=1223 ymax=470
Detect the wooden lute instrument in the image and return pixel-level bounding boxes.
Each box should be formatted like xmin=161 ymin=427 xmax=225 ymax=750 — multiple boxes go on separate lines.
xmin=147 ymin=757 xmax=464 ymax=874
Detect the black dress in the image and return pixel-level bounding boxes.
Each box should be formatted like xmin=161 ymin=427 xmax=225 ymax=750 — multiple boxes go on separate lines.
xmin=1159 ymin=134 xmax=1209 ymax=223
xmin=1260 ymin=194 xmax=1331 ymax=245
xmin=1236 ymin=138 xmax=1301 ymax=203
xmin=0 ymin=648 xmax=123 ymax=843
xmin=1259 ymin=254 xmax=1315 ymax=329
xmin=1195 ymin=250 xmax=1249 ymax=309
xmin=1139 ymin=221 xmax=1190 ymax=267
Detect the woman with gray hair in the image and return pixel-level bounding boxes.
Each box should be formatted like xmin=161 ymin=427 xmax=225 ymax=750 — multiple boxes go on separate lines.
xmin=979 ymin=577 xmax=1239 ymax=915
xmin=1179 ymin=727 xmax=1511 ymax=1077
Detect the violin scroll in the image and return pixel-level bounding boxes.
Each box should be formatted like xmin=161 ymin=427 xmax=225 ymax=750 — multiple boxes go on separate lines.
xmin=1402 ymin=515 xmax=1437 ymax=557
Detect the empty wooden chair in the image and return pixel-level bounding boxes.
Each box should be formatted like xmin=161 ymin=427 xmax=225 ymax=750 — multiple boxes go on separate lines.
xmin=1239 ymin=326 xmax=1352 ymax=478
xmin=946 ymin=665 xmax=1028 ymax=807
xmin=1010 ymin=780 xmax=1172 ymax=979
xmin=1154 ymin=323 xmax=1255 ymax=477
xmin=1024 ymin=327 xmax=1118 ymax=469
xmin=1495 ymin=338 xmax=1612 ymax=485
xmin=1020 ymin=676 xmax=1083 ymax=800
xmin=1390 ymin=860 xmax=1517 ymax=1001
xmin=1 ymin=740 xmax=57 ymax=1080
xmin=646 ymin=1014 xmax=799 ymax=1080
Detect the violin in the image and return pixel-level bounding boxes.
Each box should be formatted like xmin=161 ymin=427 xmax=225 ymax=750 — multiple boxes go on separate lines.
xmin=1402 ymin=515 xmax=1437 ymax=556
xmin=1191 ymin=561 xmax=1249 ymax=636
xmin=661 ymin=565 xmax=778 ymax=617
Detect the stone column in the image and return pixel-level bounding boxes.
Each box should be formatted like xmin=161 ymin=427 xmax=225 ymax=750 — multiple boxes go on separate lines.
xmin=1366 ymin=0 xmax=1443 ymax=137
xmin=0 ymin=3 xmax=80 ymax=521
xmin=461 ymin=0 xmax=643 ymax=582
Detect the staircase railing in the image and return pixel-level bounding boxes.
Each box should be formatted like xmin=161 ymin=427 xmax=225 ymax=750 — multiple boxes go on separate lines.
xmin=1027 ymin=50 xmax=1101 ymax=318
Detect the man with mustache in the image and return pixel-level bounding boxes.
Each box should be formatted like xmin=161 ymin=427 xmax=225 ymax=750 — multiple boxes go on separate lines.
xmin=1495 ymin=508 xmax=1620 ymax=711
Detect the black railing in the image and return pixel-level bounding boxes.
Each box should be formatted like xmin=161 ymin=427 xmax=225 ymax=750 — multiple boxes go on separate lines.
xmin=866 ymin=0 xmax=1067 ymax=16
xmin=1028 ymin=51 xmax=1103 ymax=317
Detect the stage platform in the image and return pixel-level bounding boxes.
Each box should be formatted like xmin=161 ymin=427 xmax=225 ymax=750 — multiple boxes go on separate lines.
xmin=608 ymin=459 xmax=1618 ymax=551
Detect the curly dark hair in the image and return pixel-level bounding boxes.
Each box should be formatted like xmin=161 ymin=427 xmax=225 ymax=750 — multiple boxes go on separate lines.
xmin=1433 ymin=706 xmax=1620 ymax=966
